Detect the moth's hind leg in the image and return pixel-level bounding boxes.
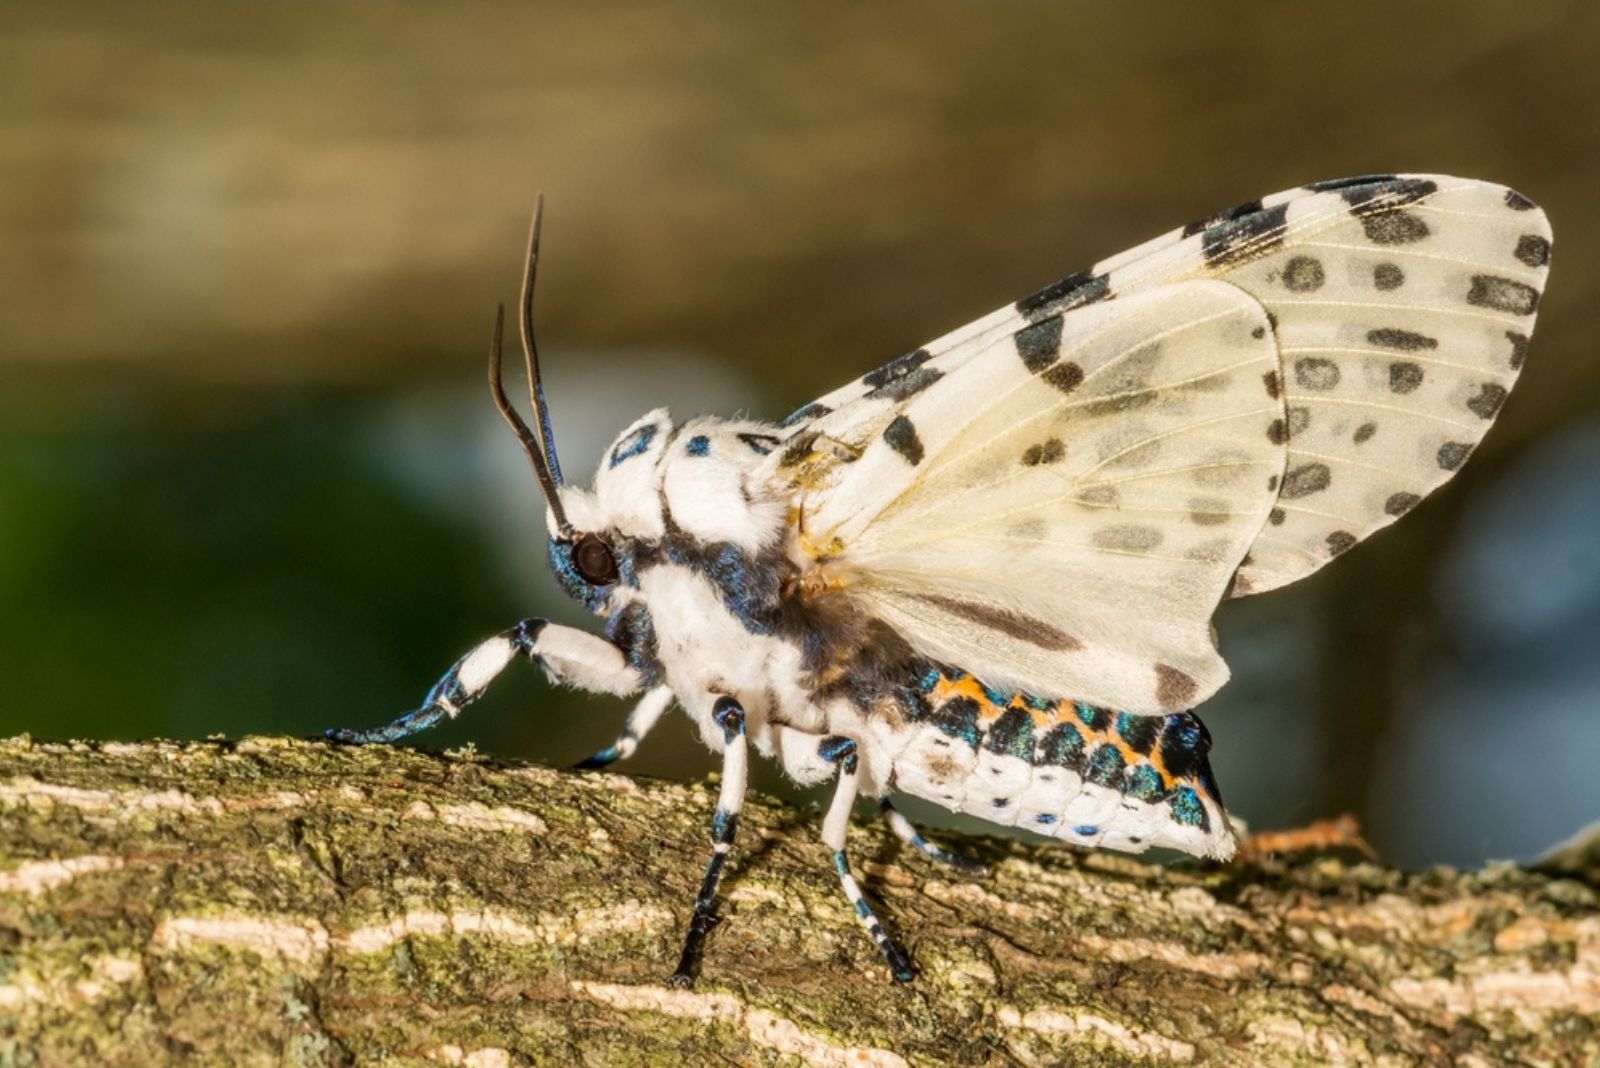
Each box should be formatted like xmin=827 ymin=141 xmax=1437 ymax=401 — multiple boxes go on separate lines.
xmin=878 ymin=799 xmax=989 ymax=878
xmin=574 ymin=686 xmax=674 ymax=769
xmin=819 ymin=737 xmax=914 ymax=982
xmin=668 ymin=695 xmax=748 ymax=989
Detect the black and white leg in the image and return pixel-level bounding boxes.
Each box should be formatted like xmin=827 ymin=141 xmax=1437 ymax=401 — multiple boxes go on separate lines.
xmin=818 ymin=736 xmax=914 ymax=982
xmin=574 ymin=686 xmax=674 ymax=769
xmin=668 ymin=695 xmax=748 ymax=988
xmin=327 ymin=619 xmax=643 ymax=744
xmin=879 ymin=799 xmax=989 ymax=877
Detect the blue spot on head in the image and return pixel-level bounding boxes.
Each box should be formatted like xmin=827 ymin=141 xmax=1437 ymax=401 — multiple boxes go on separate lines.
xmin=609 ymin=423 xmax=658 ymax=468
xmin=686 ymin=434 xmax=710 ymax=457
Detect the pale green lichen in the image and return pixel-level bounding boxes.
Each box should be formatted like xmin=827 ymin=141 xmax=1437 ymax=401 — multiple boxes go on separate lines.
xmin=2 ymin=735 xmax=1598 ymax=1066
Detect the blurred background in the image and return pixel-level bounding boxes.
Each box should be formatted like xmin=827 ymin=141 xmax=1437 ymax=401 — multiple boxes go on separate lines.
xmin=3 ymin=2 xmax=1597 ymax=869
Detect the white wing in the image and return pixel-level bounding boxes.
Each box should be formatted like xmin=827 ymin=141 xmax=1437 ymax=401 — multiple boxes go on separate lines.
xmin=770 ymin=175 xmax=1550 ymax=712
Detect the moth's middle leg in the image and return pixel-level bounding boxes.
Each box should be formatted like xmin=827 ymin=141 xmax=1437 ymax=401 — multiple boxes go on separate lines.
xmin=668 ymin=694 xmax=748 ymax=989
xmin=816 ymin=735 xmax=915 ymax=982
xmin=573 ymin=686 xmax=674 ymax=769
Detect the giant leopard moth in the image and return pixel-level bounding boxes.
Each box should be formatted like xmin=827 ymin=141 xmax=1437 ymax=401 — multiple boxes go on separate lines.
xmin=330 ymin=175 xmax=1552 ymax=984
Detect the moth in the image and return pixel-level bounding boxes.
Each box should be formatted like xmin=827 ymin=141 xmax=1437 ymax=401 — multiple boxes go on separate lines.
xmin=331 ymin=175 xmax=1551 ymax=984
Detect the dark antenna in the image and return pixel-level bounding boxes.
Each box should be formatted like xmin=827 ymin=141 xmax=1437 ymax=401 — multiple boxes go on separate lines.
xmin=489 ymin=302 xmax=574 ymax=537
xmin=519 ymin=195 xmax=565 ymax=486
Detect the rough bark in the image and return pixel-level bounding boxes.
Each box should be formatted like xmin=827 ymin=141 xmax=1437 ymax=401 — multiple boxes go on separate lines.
xmin=1 ymin=736 xmax=1596 ymax=1067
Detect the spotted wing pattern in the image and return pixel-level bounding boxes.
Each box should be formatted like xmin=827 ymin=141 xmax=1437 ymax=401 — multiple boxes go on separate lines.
xmin=771 ymin=175 xmax=1550 ymax=710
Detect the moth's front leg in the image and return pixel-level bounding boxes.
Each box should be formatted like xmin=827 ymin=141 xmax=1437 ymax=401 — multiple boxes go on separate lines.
xmin=668 ymin=694 xmax=748 ymax=989
xmin=326 ymin=619 xmax=643 ymax=744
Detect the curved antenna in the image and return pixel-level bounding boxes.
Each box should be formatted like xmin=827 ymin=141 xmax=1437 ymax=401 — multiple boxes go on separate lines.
xmin=519 ymin=195 xmax=565 ymax=486
xmin=489 ymin=302 xmax=574 ymax=537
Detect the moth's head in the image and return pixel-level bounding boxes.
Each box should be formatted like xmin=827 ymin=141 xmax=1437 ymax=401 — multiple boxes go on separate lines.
xmin=532 ymin=410 xmax=672 ymax=616
xmin=487 ymin=199 xmax=783 ymax=617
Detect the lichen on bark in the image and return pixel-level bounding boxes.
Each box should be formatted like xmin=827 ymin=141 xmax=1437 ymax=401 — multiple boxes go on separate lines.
xmin=1 ymin=735 xmax=1596 ymax=1066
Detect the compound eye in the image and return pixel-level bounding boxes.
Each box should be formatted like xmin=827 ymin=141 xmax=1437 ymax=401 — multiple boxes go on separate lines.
xmin=572 ymin=533 xmax=619 ymax=586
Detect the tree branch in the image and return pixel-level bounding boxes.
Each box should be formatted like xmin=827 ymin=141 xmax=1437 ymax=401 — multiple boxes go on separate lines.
xmin=2 ymin=736 xmax=1596 ymax=1066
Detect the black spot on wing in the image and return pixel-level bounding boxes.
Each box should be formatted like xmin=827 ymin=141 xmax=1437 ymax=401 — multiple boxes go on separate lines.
xmin=1333 ymin=177 xmax=1439 ymax=246
xmin=1021 ymin=438 xmax=1065 ymax=466
xmin=1281 ymin=255 xmax=1325 ymax=292
xmin=1303 ymin=174 xmax=1401 ymax=193
xmin=1325 ymin=531 xmax=1357 ymax=555
xmin=1506 ymin=331 xmax=1531 ymax=370
xmin=1041 ymin=362 xmax=1085 ymax=395
xmin=1467 ymin=275 xmax=1540 ymax=315
xmin=1385 ymin=492 xmax=1420 ymax=516
xmin=1514 ymin=234 xmax=1551 ymax=268
xmin=883 ymin=415 xmax=925 ymax=465
xmin=1183 ymin=197 xmax=1263 ymax=238
xmin=1361 ymin=211 xmax=1430 ymax=245
xmin=1336 ymin=176 xmax=1439 ymax=213
xmin=779 ymin=402 xmax=831 ymax=428
xmin=912 ymin=592 xmax=1081 ymax=651
xmin=1016 ymin=268 xmax=1110 ymax=324
xmin=1368 ymin=328 xmax=1438 ymax=352
xmin=1154 ymin=664 xmax=1198 ymax=708
xmin=1388 ymin=362 xmax=1424 ymax=394
xmin=1374 ymin=263 xmax=1405 ymax=290
xmin=863 ymin=348 xmax=942 ymax=401
xmin=1201 ymin=203 xmax=1290 ymax=268
xmin=1466 ymin=383 xmax=1508 ymax=420
xmin=1015 ymin=316 xmax=1064 ymax=372
xmin=1353 ymin=422 xmax=1377 ymax=444
xmin=1437 ymin=441 xmax=1471 ymax=470
xmin=1280 ymin=462 xmax=1331 ymax=499
xmin=1293 ymin=357 xmax=1340 ymax=390
xmin=1504 ymin=188 xmax=1537 ymax=211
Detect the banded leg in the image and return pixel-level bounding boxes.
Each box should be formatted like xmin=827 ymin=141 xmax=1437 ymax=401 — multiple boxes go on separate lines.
xmin=327 ymin=619 xmax=643 ymax=744
xmin=668 ymin=695 xmax=748 ymax=988
xmin=879 ymin=799 xmax=989 ymax=877
xmin=819 ymin=737 xmax=914 ymax=982
xmin=574 ymin=686 xmax=674 ymax=769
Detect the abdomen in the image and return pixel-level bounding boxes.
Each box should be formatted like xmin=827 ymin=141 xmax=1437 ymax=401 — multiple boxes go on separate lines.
xmin=874 ymin=668 xmax=1235 ymax=860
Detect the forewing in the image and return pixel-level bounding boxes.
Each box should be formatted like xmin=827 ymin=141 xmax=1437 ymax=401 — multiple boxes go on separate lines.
xmin=770 ymin=175 xmax=1549 ymax=708
xmin=784 ymin=281 xmax=1283 ymax=714
xmin=784 ymin=175 xmax=1550 ymax=597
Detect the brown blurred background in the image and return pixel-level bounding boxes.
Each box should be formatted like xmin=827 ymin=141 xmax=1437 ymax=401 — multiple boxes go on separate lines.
xmin=2 ymin=2 xmax=1597 ymax=867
